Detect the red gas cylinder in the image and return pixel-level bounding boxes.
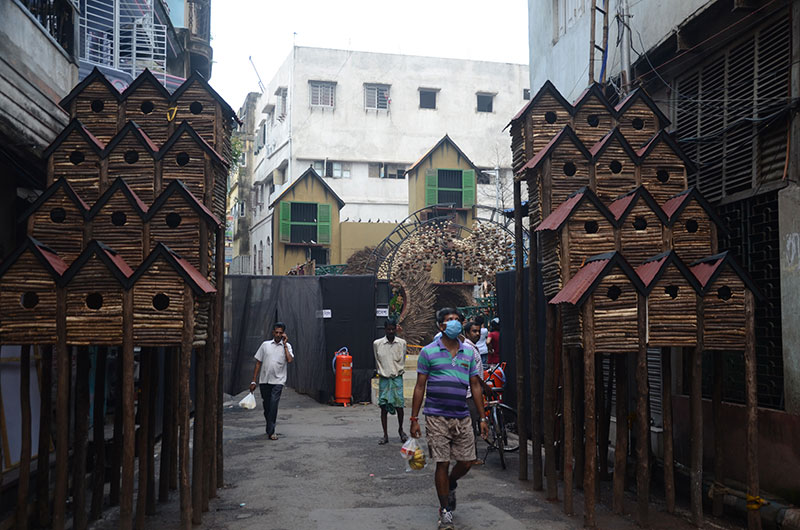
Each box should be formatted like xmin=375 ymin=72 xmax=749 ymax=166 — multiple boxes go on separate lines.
xmin=333 ymin=348 xmax=352 ymax=406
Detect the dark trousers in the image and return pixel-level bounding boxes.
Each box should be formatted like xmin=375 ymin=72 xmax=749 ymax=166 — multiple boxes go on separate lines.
xmin=259 ymin=383 xmax=284 ymax=435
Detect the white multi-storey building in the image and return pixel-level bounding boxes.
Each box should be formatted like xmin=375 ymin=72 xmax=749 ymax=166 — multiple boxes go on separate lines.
xmin=242 ymin=46 xmax=529 ymax=274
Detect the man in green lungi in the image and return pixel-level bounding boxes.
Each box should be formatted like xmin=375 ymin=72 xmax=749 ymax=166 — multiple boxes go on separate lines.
xmin=373 ymin=318 xmax=408 ymax=444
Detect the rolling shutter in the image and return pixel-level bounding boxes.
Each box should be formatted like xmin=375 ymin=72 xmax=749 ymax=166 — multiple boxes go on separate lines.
xmin=317 ymin=203 xmax=331 ymax=244
xmin=425 ymin=168 xmax=438 ymax=206
xmin=462 ymin=169 xmax=476 ymax=207
xmin=279 ymin=201 xmax=291 ymax=242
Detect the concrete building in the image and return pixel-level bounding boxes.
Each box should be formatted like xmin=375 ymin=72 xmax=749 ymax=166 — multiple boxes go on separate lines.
xmin=526 ymin=0 xmax=799 ymax=497
xmin=241 ymin=47 xmax=529 ymax=275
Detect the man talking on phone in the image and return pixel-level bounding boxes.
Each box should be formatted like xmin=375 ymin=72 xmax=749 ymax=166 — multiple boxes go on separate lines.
xmin=250 ymin=322 xmax=294 ymax=440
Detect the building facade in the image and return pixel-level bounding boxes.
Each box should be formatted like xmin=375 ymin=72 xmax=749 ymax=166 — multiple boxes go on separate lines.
xmin=240 ymin=47 xmax=529 ymax=275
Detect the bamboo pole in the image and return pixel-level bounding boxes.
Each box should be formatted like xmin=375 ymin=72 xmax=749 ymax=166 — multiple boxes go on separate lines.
xmin=146 ymin=350 xmax=158 ymax=515
xmin=204 ymin=300 xmax=217 ymax=505
xmin=36 ymin=345 xmax=53 ymax=528
xmin=16 ymin=344 xmax=31 ymax=530
xmin=180 ymin=285 xmax=194 ymax=529
xmin=530 ymin=232 xmax=543 ymax=491
xmin=192 ymin=347 xmax=206 ymax=523
xmin=214 ymin=226 xmax=225 ymax=492
xmin=513 ymin=179 xmax=528 ymax=482
xmin=662 ymin=347 xmax=675 ymax=514
xmin=582 ymin=298 xmax=597 ymax=529
xmin=690 ymin=298 xmax=705 ymax=527
xmin=574 ymin=339 xmax=585 ymax=490
xmin=612 ymin=353 xmax=628 ymax=515
xmin=121 ymin=290 xmax=135 ymax=530
xmin=110 ymin=350 xmax=123 ymax=507
xmin=91 ymin=347 xmax=107 ymax=520
xmin=544 ymin=304 xmax=558 ymax=499
xmin=600 ymin=355 xmax=613 ymax=481
xmin=636 ymin=293 xmax=650 ymax=526
xmin=136 ymin=348 xmax=151 ymax=529
xmin=159 ymin=350 xmax=173 ymax=502
xmin=712 ymin=349 xmax=724 ymax=517
xmin=53 ymin=288 xmax=68 ymax=530
xmin=73 ymin=347 xmax=91 ymax=530
xmin=744 ymin=290 xmax=761 ymax=530
xmin=170 ymin=347 xmax=179 ymax=492
xmin=562 ymin=343 xmax=574 ymax=515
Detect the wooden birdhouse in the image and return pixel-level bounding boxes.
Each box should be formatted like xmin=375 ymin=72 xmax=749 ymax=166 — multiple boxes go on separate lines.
xmin=146 ymin=179 xmax=220 ymax=273
xmin=0 ymin=237 xmax=67 ymax=344
xmin=608 ymin=186 xmax=668 ymax=266
xmin=550 ymin=251 xmax=645 ymax=353
xmin=571 ymin=83 xmax=615 ymax=146
xmin=170 ymin=72 xmax=239 ymax=158
xmin=87 ymin=178 xmax=148 ymax=266
xmin=636 ymin=130 xmax=693 ymax=205
xmin=690 ymin=251 xmax=760 ymax=350
xmin=129 ymin=243 xmax=216 ymax=346
xmin=535 ymin=187 xmax=616 ymax=299
xmin=58 ymin=67 xmax=123 ymax=144
xmin=613 ymin=88 xmax=670 ymax=148
xmin=103 ymin=121 xmax=159 ymax=203
xmin=589 ymin=128 xmax=638 ymax=203
xmin=22 ymin=178 xmax=89 ymax=264
xmin=517 ymin=125 xmax=592 ymax=225
xmin=61 ymin=241 xmax=133 ymax=345
xmin=635 ymin=250 xmax=702 ymax=347
xmin=662 ymin=187 xmax=723 ymax=263
xmin=121 ymin=69 xmax=172 ymax=145
xmin=158 ymin=121 xmax=229 ymax=218
xmin=44 ymin=118 xmax=106 ymax=203
xmin=508 ymin=80 xmax=573 ymax=173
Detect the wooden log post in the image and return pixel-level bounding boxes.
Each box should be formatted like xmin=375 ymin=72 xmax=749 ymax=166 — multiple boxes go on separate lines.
xmin=180 ymin=286 xmax=194 ymax=529
xmin=204 ymin=302 xmax=217 ymax=506
xmin=513 ymin=179 xmax=528 ymax=482
xmin=121 ymin=290 xmax=135 ymax=530
xmin=612 ymin=354 xmax=628 ymax=515
xmin=712 ymin=350 xmax=724 ymax=517
xmin=110 ymin=351 xmax=123 ymax=507
xmin=600 ymin=355 xmax=613 ymax=482
xmin=636 ymin=293 xmax=650 ymax=527
xmin=16 ymin=344 xmax=32 ymax=530
xmin=544 ymin=304 xmax=558 ymax=500
xmin=662 ymin=347 xmax=675 ymax=514
xmin=91 ymin=347 xmax=107 ymax=520
xmin=53 ymin=288 xmax=69 ymax=530
xmin=690 ymin=298 xmax=705 ymax=527
xmin=37 ymin=345 xmax=53 ymax=528
xmin=530 ymin=230 xmax=543 ymax=491
xmin=73 ymin=347 xmax=91 ymax=530
xmin=159 ymin=351 xmax=173 ymax=502
xmin=744 ymin=290 xmax=761 ymax=530
xmin=146 ymin=350 xmax=158 ymax=515
xmin=582 ymin=298 xmax=597 ymax=529
xmin=212 ymin=225 xmax=225 ymax=495
xmin=562 ymin=343 xmax=574 ymax=515
xmin=574 ymin=341 xmax=585 ymax=490
xmin=170 ymin=346 xmax=179 ymax=492
xmin=136 ymin=349 xmax=151 ymax=529
xmin=192 ymin=347 xmax=206 ymax=524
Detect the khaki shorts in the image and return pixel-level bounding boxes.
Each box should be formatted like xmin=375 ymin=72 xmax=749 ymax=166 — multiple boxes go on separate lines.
xmin=425 ymin=415 xmax=475 ymax=463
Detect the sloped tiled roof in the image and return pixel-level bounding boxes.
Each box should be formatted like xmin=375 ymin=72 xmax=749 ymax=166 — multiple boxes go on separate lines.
xmin=146 ymin=179 xmax=220 ymax=227
xmin=131 ymin=243 xmax=216 ymax=295
xmin=61 ymin=240 xmax=134 ymax=286
xmin=536 ymin=187 xmax=615 ymax=232
xmin=614 ymin=87 xmax=671 ymax=128
xmin=59 ymin=66 xmax=123 ymax=109
xmin=689 ymin=251 xmax=762 ymax=299
xmin=43 ymin=118 xmax=106 ymax=158
xmin=87 ymin=178 xmax=149 ymax=219
xmin=634 ymin=250 xmax=702 ymax=295
xmin=269 ymin=167 xmax=346 ymax=210
xmin=516 ymin=126 xmax=591 ymax=175
xmin=661 ymin=187 xmax=725 ymax=229
xmin=549 ymin=251 xmax=644 ymax=306
xmin=20 ymin=178 xmax=90 ymax=223
xmin=405 ymin=134 xmax=481 ymax=176
xmin=607 ymin=186 xmax=668 ymax=226
xmin=0 ymin=237 xmax=68 ymax=280
xmin=104 ymin=121 xmax=160 ymax=156
xmin=507 ymin=80 xmax=573 ymax=127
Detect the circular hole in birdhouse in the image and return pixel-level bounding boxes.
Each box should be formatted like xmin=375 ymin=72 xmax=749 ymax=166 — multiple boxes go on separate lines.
xmin=656 ymin=169 xmax=670 ymax=183
xmin=176 ymin=152 xmax=190 ymax=166
xmin=563 ymin=161 xmax=577 ymax=176
xmin=152 ymin=293 xmax=170 ymax=311
xmin=685 ymin=219 xmax=699 ymax=233
xmin=632 ymin=216 xmax=648 ymax=230
xmin=544 ymin=111 xmax=557 ymax=124
xmin=190 ymin=101 xmax=203 ymax=114
xmin=584 ymin=220 xmax=599 ymax=234
xmin=86 ymin=293 xmax=104 ymax=310
xmin=124 ymin=150 xmax=139 ymax=164
xmin=91 ymin=99 xmax=105 ymax=112
xmin=664 ymin=285 xmax=679 ymax=299
xmin=166 ymin=212 xmax=182 ymax=228
xmin=20 ymin=292 xmax=39 ymax=309
xmin=609 ymin=160 xmax=623 ymax=174
xmin=49 ymin=207 xmax=66 ymax=223
xmin=69 ymin=150 xmax=85 ymax=165
xmin=632 ymin=117 xmax=645 ymax=130
xmin=587 ymin=114 xmax=600 ymax=127
xmin=606 ymin=285 xmax=621 ymax=301
xmin=140 ymin=100 xmax=154 ymax=114
xmin=111 ymin=211 xmax=127 ymax=226
xmin=717 ymin=286 xmax=732 ymax=301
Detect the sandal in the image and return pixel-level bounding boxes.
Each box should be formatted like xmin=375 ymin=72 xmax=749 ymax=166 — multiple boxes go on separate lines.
xmin=378 ymin=437 xmax=389 ymax=445
xmin=399 ymin=430 xmax=408 ymax=443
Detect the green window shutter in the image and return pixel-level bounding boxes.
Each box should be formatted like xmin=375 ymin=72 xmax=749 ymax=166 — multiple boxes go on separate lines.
xmin=462 ymin=169 xmax=476 ymax=207
xmin=279 ymin=202 xmax=291 ymax=242
xmin=317 ymin=203 xmax=331 ymax=244
xmin=425 ymin=168 xmax=438 ymax=206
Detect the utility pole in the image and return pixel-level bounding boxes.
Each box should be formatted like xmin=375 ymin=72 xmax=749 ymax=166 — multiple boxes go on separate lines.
xmin=620 ymin=0 xmax=632 ymax=94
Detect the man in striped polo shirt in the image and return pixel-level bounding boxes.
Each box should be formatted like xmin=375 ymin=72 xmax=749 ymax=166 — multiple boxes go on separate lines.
xmin=410 ymin=308 xmax=488 ymax=530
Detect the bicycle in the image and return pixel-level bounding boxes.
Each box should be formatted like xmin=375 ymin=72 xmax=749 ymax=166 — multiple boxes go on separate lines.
xmin=481 ymin=364 xmax=519 ymax=469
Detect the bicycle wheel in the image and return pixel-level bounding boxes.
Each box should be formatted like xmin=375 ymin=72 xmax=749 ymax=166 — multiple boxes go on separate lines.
xmin=497 ymin=403 xmax=520 ymax=452
xmin=492 ymin=407 xmax=506 ymax=469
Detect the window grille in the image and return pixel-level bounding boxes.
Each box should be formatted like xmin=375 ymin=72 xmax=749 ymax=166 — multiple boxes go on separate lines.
xmin=365 ymin=84 xmax=390 ymax=110
xmin=310 ymin=81 xmax=335 ymax=108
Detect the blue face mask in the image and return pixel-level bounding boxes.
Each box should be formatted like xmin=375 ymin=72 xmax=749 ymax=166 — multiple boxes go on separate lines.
xmin=443 ymin=320 xmax=462 ymax=339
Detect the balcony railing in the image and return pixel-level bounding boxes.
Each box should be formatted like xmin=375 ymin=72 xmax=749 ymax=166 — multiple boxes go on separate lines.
xmin=18 ymin=0 xmax=76 ymax=56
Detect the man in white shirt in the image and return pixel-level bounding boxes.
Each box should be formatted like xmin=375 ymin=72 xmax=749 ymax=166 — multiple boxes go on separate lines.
xmin=373 ymin=318 xmax=408 ymax=444
xmin=250 ymin=322 xmax=294 ymax=440
xmin=474 ymin=315 xmax=489 ymax=365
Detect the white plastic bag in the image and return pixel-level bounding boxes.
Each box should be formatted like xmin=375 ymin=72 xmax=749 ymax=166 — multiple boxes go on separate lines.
xmin=239 ymin=391 xmax=256 ymax=410
xmin=400 ymin=437 xmax=426 ymax=471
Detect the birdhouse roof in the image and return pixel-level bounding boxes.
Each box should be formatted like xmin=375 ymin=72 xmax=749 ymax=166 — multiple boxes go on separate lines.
xmin=607 ymin=186 xmax=668 ymax=226
xmin=516 ymin=125 xmax=591 ymax=175
xmin=0 ymin=236 xmax=68 ymax=280
xmin=535 ymin=187 xmax=615 ymax=232
xmin=130 ymin=243 xmax=216 ymax=295
xmin=506 ymin=80 xmax=573 ymax=127
xmin=104 ymin=121 xmax=160 ymax=156
xmin=87 ymin=178 xmax=148 ymax=219
xmin=549 ymin=251 xmax=644 ymax=306
xmin=661 ymin=187 xmax=725 ymax=229
xmin=61 ymin=240 xmax=134 ymax=287
xmin=405 ymin=134 xmax=482 ymax=176
xmin=689 ymin=251 xmax=762 ymax=299
xmin=170 ymin=70 xmax=241 ymax=124
xmin=572 ymin=82 xmax=615 ymax=114
xmin=146 ymin=179 xmax=220 ymax=226
xmin=634 ymin=250 xmax=702 ymax=296
xmin=588 ymin=127 xmax=638 ymax=161
xmin=20 ymin=177 xmax=90 ymax=223
xmin=59 ymin=66 xmax=123 ymax=109
xmin=635 ymin=129 xmax=696 ymax=172
xmin=120 ymin=68 xmax=172 ymax=101
xmin=614 ymin=87 xmax=671 ymax=128
xmin=43 ymin=118 xmax=106 ymax=158
xmin=156 ymin=121 xmax=228 ymax=167
xmin=269 ymin=166 xmax=346 ymax=209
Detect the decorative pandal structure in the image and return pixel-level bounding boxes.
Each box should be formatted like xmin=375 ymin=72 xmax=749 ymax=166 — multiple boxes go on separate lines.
xmin=635 ymin=129 xmax=692 ymax=205
xmin=662 ymin=186 xmax=723 ymax=263
xmin=608 ymin=186 xmax=669 ymax=267
xmin=590 ymin=128 xmax=638 ymax=202
xmin=571 ymin=83 xmax=616 ymax=145
xmin=613 ymin=87 xmax=670 ymax=147
xmin=1 ymin=68 xmax=234 ymax=530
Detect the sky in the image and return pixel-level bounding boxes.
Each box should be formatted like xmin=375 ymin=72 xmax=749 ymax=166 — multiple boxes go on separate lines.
xmin=209 ymin=0 xmax=530 ymax=111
